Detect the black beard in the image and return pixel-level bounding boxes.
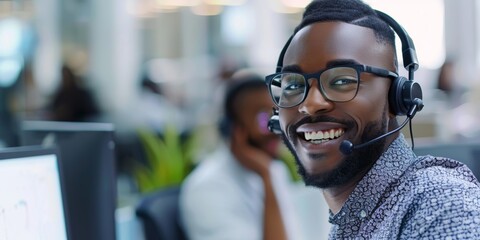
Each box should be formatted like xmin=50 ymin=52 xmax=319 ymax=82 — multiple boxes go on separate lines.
xmin=281 ymin=116 xmax=387 ymax=189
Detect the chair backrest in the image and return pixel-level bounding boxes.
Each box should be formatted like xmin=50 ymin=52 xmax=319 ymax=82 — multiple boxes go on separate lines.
xmin=136 ymin=186 xmax=187 ymax=240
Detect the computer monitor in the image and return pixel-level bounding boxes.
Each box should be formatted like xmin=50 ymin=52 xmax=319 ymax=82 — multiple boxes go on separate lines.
xmin=0 ymin=146 xmax=70 ymax=240
xmin=20 ymin=121 xmax=117 ymax=240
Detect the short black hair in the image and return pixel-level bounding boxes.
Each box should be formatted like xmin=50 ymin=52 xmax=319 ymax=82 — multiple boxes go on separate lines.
xmin=223 ymin=73 xmax=266 ymax=123
xmin=218 ymin=72 xmax=267 ymax=138
xmin=295 ymin=0 xmax=395 ymax=49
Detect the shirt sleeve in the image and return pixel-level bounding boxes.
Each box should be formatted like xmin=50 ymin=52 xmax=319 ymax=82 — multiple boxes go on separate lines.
xmin=398 ymin=178 xmax=480 ymax=239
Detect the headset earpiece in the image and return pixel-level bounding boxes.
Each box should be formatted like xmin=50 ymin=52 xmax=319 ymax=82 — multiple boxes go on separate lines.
xmin=267 ymin=108 xmax=282 ymax=135
xmin=388 ymin=77 xmax=423 ymax=116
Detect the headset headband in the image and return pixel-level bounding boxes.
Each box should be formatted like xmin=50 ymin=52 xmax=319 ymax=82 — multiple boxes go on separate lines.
xmin=374 ymin=10 xmax=418 ymax=80
xmin=275 ymin=10 xmax=419 ymax=80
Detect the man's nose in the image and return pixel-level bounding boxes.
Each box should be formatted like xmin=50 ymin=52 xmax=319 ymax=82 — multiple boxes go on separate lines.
xmin=297 ymin=80 xmax=334 ymax=115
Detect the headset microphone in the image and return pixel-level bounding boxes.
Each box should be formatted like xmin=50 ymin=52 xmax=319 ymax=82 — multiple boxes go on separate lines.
xmin=339 ymin=98 xmax=423 ymax=155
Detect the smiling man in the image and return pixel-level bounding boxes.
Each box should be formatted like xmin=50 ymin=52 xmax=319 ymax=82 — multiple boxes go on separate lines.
xmin=266 ymin=0 xmax=480 ymax=239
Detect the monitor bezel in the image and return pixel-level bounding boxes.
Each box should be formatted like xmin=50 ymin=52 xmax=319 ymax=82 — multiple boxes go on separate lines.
xmin=19 ymin=120 xmax=118 ymax=240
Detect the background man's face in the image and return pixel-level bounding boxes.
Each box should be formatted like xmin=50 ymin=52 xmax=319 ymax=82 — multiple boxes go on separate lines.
xmin=278 ymin=21 xmax=396 ymax=188
xmin=235 ymin=88 xmax=281 ymax=158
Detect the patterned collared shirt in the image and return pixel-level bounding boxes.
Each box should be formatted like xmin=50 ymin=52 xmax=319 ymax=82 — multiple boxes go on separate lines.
xmin=329 ymin=134 xmax=480 ymax=239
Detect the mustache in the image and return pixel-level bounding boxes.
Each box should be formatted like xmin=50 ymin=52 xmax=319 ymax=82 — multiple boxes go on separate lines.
xmin=290 ymin=115 xmax=356 ymax=132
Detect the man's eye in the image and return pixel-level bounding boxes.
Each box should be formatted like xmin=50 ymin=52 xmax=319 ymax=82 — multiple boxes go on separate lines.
xmin=283 ymin=83 xmax=305 ymax=96
xmin=328 ymin=77 xmax=358 ymax=91
xmin=330 ymin=77 xmax=358 ymax=86
xmin=284 ymin=83 xmax=304 ymax=91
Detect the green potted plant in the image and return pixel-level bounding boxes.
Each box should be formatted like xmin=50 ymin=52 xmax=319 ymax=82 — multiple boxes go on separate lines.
xmin=133 ymin=125 xmax=197 ymax=193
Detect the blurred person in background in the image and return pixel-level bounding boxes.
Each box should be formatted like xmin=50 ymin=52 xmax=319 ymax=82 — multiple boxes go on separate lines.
xmin=433 ymin=59 xmax=474 ymax=139
xmin=179 ymin=70 xmax=328 ymax=240
xmin=135 ymin=73 xmax=187 ymax=134
xmin=435 ymin=59 xmax=467 ymax=108
xmin=46 ymin=65 xmax=100 ymax=122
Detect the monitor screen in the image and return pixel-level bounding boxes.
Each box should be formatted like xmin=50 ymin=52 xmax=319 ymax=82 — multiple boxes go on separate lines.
xmin=20 ymin=121 xmax=117 ymax=240
xmin=0 ymin=146 xmax=70 ymax=240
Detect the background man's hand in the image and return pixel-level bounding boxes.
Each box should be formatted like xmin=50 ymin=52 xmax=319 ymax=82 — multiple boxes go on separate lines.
xmin=230 ymin=125 xmax=272 ymax=178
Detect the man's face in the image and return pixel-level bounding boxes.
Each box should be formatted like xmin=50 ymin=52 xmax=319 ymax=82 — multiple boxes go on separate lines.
xmin=236 ymin=88 xmax=281 ymax=158
xmin=278 ymin=21 xmax=397 ymax=189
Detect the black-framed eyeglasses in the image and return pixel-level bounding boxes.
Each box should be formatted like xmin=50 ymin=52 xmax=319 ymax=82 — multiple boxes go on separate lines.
xmin=265 ymin=64 xmax=398 ymax=108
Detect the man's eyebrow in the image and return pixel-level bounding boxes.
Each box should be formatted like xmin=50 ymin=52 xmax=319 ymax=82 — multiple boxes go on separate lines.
xmin=281 ymin=65 xmax=302 ymax=73
xmin=325 ymin=59 xmax=359 ymax=68
xmin=281 ymin=59 xmax=360 ymax=73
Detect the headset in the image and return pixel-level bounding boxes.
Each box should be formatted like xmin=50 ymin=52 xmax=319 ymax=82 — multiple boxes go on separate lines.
xmin=267 ymin=10 xmax=424 ymax=154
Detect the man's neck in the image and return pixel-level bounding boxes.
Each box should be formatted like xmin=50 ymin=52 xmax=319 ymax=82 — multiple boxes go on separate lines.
xmin=322 ymin=134 xmax=398 ymax=214
xmin=322 ymin=177 xmax=361 ymax=214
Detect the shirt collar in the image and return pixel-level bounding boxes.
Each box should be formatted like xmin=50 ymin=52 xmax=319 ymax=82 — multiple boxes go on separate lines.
xmin=329 ymin=134 xmax=417 ymax=225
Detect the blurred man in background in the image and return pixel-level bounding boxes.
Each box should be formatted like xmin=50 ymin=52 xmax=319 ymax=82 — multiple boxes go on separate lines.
xmin=180 ymin=70 xmax=328 ymax=240
xmin=47 ymin=65 xmax=100 ymax=122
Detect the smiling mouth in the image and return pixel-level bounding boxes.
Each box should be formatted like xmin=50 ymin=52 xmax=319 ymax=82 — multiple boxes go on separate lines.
xmin=301 ymin=128 xmax=345 ymax=144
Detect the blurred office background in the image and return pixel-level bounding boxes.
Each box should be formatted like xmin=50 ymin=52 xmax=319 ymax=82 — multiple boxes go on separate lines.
xmin=1 ymin=0 xmax=480 ymax=239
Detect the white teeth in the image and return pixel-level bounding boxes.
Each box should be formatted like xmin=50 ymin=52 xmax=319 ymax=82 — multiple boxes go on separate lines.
xmin=324 ymin=131 xmax=330 ymax=139
xmin=304 ymin=129 xmax=344 ymax=141
xmin=310 ymin=139 xmax=329 ymax=144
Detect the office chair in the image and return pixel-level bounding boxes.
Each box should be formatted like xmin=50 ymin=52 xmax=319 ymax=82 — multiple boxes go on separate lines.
xmin=136 ymin=186 xmax=187 ymax=240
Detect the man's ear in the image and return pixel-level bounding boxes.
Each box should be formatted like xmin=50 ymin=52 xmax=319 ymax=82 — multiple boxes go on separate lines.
xmin=388 ymin=110 xmax=396 ymax=120
xmin=387 ymin=97 xmax=399 ymax=127
xmin=387 ymin=93 xmax=396 ymax=119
